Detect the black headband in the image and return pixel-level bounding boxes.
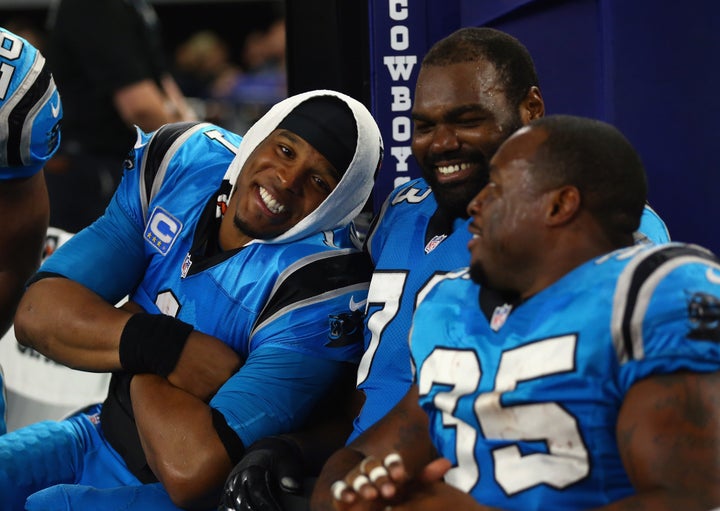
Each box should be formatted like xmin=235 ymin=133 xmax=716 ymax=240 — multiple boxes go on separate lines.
xmin=277 ymin=96 xmax=358 ymax=176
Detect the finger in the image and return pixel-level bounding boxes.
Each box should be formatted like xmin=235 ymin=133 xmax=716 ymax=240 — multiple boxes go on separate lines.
xmin=368 ymin=465 xmax=389 ymax=485
xmin=334 ymin=462 xmax=373 ymax=504
xmin=330 ymin=469 xmax=374 ymax=507
xmin=358 ymin=456 xmax=394 ymax=500
xmin=351 ymin=473 xmax=374 ymax=499
xmin=331 ymin=480 xmax=353 ymax=505
xmin=368 ymin=464 xmax=395 ymax=499
xmin=382 ymin=452 xmax=408 ymax=483
xmin=419 ymin=457 xmax=453 ymax=483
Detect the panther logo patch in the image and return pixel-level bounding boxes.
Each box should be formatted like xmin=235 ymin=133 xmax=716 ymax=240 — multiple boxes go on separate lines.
xmin=327 ymin=310 xmax=364 ymax=347
xmin=687 ymin=292 xmax=720 ymax=342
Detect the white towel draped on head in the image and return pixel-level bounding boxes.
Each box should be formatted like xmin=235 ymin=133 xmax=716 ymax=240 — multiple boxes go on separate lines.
xmin=222 ymin=89 xmax=383 ymax=244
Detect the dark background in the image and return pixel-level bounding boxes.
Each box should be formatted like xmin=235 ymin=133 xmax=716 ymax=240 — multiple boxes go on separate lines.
xmin=0 ymin=1 xmax=284 ymax=66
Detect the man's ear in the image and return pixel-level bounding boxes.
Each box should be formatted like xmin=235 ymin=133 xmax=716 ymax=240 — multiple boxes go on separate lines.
xmin=520 ymin=86 xmax=545 ymax=124
xmin=545 ymin=185 xmax=580 ymax=226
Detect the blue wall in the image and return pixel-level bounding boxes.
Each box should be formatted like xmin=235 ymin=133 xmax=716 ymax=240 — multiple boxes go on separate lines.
xmin=369 ymin=0 xmax=720 ymax=253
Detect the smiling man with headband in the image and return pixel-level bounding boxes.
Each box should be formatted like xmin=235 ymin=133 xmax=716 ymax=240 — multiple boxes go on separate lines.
xmin=3 ymin=89 xmax=383 ymax=511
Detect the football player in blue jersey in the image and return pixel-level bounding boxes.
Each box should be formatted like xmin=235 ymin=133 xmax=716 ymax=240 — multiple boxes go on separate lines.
xmin=221 ymin=27 xmax=670 ymax=511
xmin=0 ymin=27 xmax=61 ymax=435
xmin=323 ymin=115 xmax=720 ymax=511
xmin=0 ymin=89 xmax=383 ymax=511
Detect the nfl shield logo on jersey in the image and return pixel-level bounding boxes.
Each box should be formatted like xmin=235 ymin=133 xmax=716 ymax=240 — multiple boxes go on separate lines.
xmin=180 ymin=252 xmax=192 ymax=278
xmin=424 ymin=234 xmax=447 ymax=254
xmin=490 ymin=303 xmax=513 ymax=331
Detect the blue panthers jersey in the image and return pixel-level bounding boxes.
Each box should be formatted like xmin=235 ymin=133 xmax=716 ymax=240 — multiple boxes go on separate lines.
xmin=41 ymin=122 xmax=370 ymax=445
xmin=350 ymin=177 xmax=671 ymax=443
xmin=410 ymin=243 xmax=720 ymax=510
xmin=351 ymin=178 xmax=472 ymax=442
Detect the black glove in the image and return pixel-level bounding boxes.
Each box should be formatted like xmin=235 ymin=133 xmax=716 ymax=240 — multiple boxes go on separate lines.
xmin=218 ymin=436 xmax=305 ymax=511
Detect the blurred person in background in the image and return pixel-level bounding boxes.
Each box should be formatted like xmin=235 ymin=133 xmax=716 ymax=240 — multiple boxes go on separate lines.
xmin=173 ymin=30 xmax=242 ymax=101
xmin=231 ymin=17 xmax=287 ymax=108
xmin=44 ymin=0 xmax=196 ymax=233
xmin=172 ymin=17 xmax=288 ymax=135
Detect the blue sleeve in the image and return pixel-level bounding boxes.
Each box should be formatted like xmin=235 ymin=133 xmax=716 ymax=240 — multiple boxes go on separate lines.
xmin=209 ymin=346 xmax=348 ymax=447
xmin=617 ymin=256 xmax=720 ymax=394
xmin=39 ymin=173 xmax=148 ymax=304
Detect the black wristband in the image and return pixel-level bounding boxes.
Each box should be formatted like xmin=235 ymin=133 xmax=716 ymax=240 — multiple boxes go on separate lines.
xmin=119 ymin=313 xmax=193 ymax=377
xmin=211 ymin=408 xmax=246 ymax=465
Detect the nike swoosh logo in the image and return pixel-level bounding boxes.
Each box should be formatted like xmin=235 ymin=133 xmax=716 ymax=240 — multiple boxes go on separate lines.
xmin=349 ymin=296 xmax=367 ymax=312
xmin=50 ymin=99 xmax=60 ymax=118
xmin=706 ymin=267 xmax=720 ymax=285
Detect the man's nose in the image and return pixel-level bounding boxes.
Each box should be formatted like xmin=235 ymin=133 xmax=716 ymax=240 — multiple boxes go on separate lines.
xmin=430 ymin=124 xmax=460 ymax=153
xmin=467 ymin=188 xmax=486 ymax=217
xmin=276 ymin=165 xmax=304 ymax=194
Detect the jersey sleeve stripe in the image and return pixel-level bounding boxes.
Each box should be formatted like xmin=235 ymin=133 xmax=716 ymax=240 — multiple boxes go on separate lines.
xmin=5 ymin=59 xmax=51 ymax=167
xmin=138 ymin=121 xmax=207 ymax=220
xmin=612 ymin=244 xmax=720 ymax=363
xmin=251 ymin=249 xmax=372 ymax=336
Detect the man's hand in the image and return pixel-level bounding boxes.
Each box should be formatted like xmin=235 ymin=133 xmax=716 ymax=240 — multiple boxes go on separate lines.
xmin=330 ymin=452 xmax=410 ymax=509
xmin=310 ymin=386 xmax=437 ymax=511
xmin=330 ymin=454 xmax=464 ymax=511
xmin=219 ymin=436 xmax=305 ymax=511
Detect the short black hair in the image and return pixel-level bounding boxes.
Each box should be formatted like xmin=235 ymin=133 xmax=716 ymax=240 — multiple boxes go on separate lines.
xmin=422 ymin=27 xmax=539 ymax=110
xmin=530 ymin=115 xmax=648 ymax=245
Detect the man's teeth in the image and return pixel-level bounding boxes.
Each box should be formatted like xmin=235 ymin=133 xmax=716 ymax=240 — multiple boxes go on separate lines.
xmin=437 ymin=162 xmax=471 ymax=175
xmin=259 ymin=186 xmax=286 ymax=214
